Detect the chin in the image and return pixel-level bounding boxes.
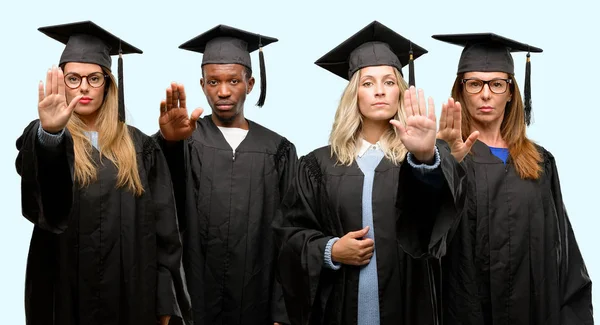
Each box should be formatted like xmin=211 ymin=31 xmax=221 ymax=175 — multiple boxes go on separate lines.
xmin=74 ymin=105 xmax=101 ymax=116
xmin=365 ymin=112 xmax=396 ymax=121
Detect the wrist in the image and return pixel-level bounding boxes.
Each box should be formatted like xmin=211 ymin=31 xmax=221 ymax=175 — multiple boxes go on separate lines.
xmin=413 ymin=147 xmax=435 ymax=164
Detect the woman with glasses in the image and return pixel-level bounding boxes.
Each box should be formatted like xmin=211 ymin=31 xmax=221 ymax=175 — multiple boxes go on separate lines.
xmin=15 ymin=21 xmax=191 ymax=325
xmin=432 ymin=33 xmax=593 ymax=325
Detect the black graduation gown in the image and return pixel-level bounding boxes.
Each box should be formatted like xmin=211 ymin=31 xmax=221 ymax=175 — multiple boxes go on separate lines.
xmin=441 ymin=140 xmax=593 ymax=325
xmin=15 ymin=120 xmax=192 ymax=325
xmin=154 ymin=115 xmax=298 ymax=325
xmin=274 ymin=141 xmax=466 ymax=325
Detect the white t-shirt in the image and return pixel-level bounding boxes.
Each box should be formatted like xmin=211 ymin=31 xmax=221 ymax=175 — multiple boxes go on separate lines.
xmin=217 ymin=126 xmax=249 ymax=151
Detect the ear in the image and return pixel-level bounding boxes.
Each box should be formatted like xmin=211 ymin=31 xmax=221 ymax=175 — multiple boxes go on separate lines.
xmin=200 ymin=78 xmax=207 ymax=95
xmin=246 ymin=76 xmax=255 ymax=94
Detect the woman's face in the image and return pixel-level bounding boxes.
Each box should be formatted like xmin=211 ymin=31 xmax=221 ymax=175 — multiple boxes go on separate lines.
xmin=357 ymin=65 xmax=400 ymax=122
xmin=461 ymin=71 xmax=512 ymax=127
xmin=63 ymin=62 xmax=106 ymax=118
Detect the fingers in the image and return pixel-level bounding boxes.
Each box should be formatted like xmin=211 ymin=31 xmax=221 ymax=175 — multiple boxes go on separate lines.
xmin=165 ymin=86 xmax=173 ymax=111
xmin=57 ymin=67 xmax=65 ymax=97
xmin=45 ymin=68 xmax=52 ymax=97
xmin=406 ymin=87 xmax=417 ymax=117
xmin=38 ymin=81 xmax=44 ymax=103
xmin=51 ymin=66 xmax=59 ymax=95
xmin=177 ymin=83 xmax=186 ymax=109
xmin=171 ymin=82 xmax=180 ymax=109
xmin=190 ymin=108 xmax=203 ymax=121
xmin=427 ymin=96 xmax=436 ymax=123
xmin=464 ymin=130 xmax=480 ymax=150
xmin=66 ymin=95 xmax=83 ymax=113
xmin=389 ymin=119 xmax=406 ymax=134
xmin=358 ymin=238 xmax=375 ymax=249
xmin=417 ymin=88 xmax=426 ymax=116
xmin=452 ymin=99 xmax=462 ymax=130
xmin=159 ymin=100 xmax=167 ymax=115
xmin=348 ymin=226 xmax=369 ymax=239
xmin=447 ymin=98 xmax=455 ymax=129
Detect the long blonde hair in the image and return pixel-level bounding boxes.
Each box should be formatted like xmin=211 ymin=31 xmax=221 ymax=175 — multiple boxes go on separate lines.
xmin=452 ymin=74 xmax=542 ymax=179
xmin=329 ymin=67 xmax=408 ymax=166
xmin=65 ymin=67 xmax=144 ymax=195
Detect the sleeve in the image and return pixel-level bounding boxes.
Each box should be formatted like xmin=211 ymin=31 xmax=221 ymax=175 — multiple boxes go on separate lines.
xmin=547 ymin=154 xmax=594 ymax=324
xmin=15 ymin=119 xmax=75 ymax=233
xmin=152 ymin=131 xmax=188 ymax=232
xmin=396 ymin=139 xmax=467 ymax=259
xmin=323 ymin=237 xmax=342 ymax=270
xmin=144 ymin=139 xmax=192 ymax=325
xmin=37 ymin=124 xmax=65 ymax=148
xmin=272 ymin=153 xmax=336 ymax=325
xmin=271 ymin=138 xmax=297 ymax=324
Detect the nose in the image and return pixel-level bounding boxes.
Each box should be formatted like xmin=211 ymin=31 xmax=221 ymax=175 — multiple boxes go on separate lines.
xmin=79 ymin=77 xmax=90 ymax=92
xmin=375 ymin=81 xmax=385 ymax=97
xmin=480 ymin=84 xmax=492 ymax=100
xmin=217 ymin=84 xmax=231 ymax=98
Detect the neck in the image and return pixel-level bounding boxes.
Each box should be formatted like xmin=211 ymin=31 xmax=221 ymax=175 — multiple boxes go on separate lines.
xmin=78 ymin=113 xmax=98 ymax=132
xmin=361 ymin=119 xmax=388 ymax=144
xmin=471 ymin=119 xmax=506 ymax=148
xmin=212 ymin=111 xmax=249 ymax=130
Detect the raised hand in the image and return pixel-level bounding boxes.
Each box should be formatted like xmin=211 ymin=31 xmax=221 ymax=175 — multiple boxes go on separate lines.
xmin=331 ymin=226 xmax=374 ymax=266
xmin=159 ymin=82 xmax=203 ymax=141
xmin=390 ymin=86 xmax=437 ymax=163
xmin=38 ymin=66 xmax=82 ymax=133
xmin=437 ymin=98 xmax=479 ymax=162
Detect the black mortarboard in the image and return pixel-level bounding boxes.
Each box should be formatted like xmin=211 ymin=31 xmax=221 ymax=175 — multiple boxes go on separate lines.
xmin=38 ymin=20 xmax=143 ymax=122
xmin=179 ymin=24 xmax=278 ymax=107
xmin=314 ymin=20 xmax=427 ymax=86
xmin=432 ymin=33 xmax=543 ymax=125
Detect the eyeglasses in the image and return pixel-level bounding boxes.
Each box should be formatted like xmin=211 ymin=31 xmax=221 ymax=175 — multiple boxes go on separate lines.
xmin=64 ymin=72 xmax=108 ymax=89
xmin=461 ymin=78 xmax=512 ymax=94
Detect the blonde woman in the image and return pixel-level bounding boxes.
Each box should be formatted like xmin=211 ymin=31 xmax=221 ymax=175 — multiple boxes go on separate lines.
xmin=433 ymin=33 xmax=593 ymax=325
xmin=15 ymin=21 xmax=191 ymax=325
xmin=274 ymin=21 xmax=466 ymax=325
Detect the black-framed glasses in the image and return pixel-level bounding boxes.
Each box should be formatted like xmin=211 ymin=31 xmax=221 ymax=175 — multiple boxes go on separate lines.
xmin=64 ymin=72 xmax=108 ymax=89
xmin=461 ymin=78 xmax=512 ymax=94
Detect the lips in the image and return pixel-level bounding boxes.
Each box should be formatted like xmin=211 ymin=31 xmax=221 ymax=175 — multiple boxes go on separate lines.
xmin=479 ymin=106 xmax=493 ymax=112
xmin=79 ymin=97 xmax=92 ymax=104
xmin=215 ymin=102 xmax=235 ymax=110
xmin=372 ymin=102 xmax=389 ymax=107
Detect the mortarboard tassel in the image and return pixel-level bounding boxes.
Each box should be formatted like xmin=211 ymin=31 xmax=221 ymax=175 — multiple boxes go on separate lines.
xmin=524 ymin=51 xmax=532 ymax=126
xmin=256 ymin=35 xmax=267 ymax=107
xmin=118 ymin=42 xmax=126 ymax=123
xmin=408 ymin=42 xmax=415 ymax=87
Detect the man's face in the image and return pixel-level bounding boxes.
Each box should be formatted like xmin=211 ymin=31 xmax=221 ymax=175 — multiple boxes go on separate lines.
xmin=201 ymin=63 xmax=254 ymax=126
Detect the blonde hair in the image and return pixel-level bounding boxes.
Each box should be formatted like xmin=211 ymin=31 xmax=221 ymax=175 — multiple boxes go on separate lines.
xmin=329 ymin=67 xmax=408 ymax=166
xmin=65 ymin=67 xmax=144 ymax=195
xmin=452 ymin=74 xmax=542 ymax=180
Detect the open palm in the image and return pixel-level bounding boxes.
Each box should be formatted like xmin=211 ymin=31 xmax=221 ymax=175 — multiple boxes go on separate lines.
xmin=38 ymin=66 xmax=81 ymax=133
xmin=437 ymin=98 xmax=479 ymax=162
xmin=159 ymin=82 xmax=203 ymax=141
xmin=390 ymin=87 xmax=437 ymax=162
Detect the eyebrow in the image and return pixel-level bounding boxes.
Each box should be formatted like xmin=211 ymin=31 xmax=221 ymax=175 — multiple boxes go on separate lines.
xmin=361 ymin=74 xmax=396 ymax=81
xmin=205 ymin=72 xmax=243 ymax=79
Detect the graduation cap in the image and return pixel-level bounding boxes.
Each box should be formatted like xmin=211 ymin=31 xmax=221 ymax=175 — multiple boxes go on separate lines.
xmin=179 ymin=24 xmax=278 ymax=107
xmin=38 ymin=20 xmax=142 ymax=123
xmin=315 ymin=20 xmax=427 ymax=86
xmin=432 ymin=33 xmax=543 ymax=125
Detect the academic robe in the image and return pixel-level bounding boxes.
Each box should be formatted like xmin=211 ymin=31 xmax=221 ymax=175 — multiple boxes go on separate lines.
xmin=274 ymin=141 xmax=466 ymax=325
xmin=15 ymin=120 xmax=192 ymax=325
xmin=154 ymin=115 xmax=297 ymax=325
xmin=441 ymin=140 xmax=593 ymax=325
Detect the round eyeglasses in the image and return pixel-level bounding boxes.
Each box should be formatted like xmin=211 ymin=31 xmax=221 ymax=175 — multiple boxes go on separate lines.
xmin=461 ymin=78 xmax=512 ymax=94
xmin=64 ymin=72 xmax=108 ymax=89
